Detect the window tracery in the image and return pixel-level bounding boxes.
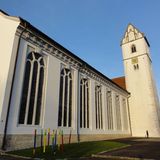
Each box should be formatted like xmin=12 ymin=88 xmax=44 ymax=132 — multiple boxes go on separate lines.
xmin=80 ymin=78 xmax=89 ymax=128
xmin=58 ymin=68 xmax=72 ymax=127
xmin=95 ymin=85 xmax=103 ymax=129
xmin=19 ymin=52 xmax=45 ymax=125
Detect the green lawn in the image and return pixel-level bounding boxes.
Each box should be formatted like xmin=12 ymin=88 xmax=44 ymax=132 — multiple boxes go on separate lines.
xmin=9 ymin=141 xmax=126 ymax=159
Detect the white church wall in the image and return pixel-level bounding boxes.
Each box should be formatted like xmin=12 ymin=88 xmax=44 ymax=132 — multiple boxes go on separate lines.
xmin=112 ymin=91 xmax=117 ymax=132
xmin=103 ymin=85 xmax=107 ymax=131
xmin=76 ymin=74 xmax=130 ymax=135
xmin=101 ymin=85 xmax=106 ymax=131
xmin=6 ymin=37 xmax=130 ymax=136
xmin=89 ymin=78 xmax=96 ymax=131
xmin=7 ymin=40 xmax=44 ymax=134
xmin=40 ymin=52 xmax=60 ymax=131
xmin=0 ymin=13 xmax=20 ymax=134
xmin=7 ymin=39 xmax=80 ymax=135
xmin=120 ymin=96 xmax=129 ymax=134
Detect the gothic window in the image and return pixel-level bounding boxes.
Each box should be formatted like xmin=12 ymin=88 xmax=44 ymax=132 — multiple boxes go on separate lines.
xmin=58 ymin=68 xmax=72 ymax=127
xmin=95 ymin=85 xmax=103 ymax=129
xmin=115 ymin=95 xmax=122 ymax=130
xmin=122 ymin=98 xmax=128 ymax=130
xmin=106 ymin=90 xmax=113 ymax=130
xmin=18 ymin=52 xmax=45 ymax=125
xmin=80 ymin=78 xmax=89 ymax=128
xmin=131 ymin=44 xmax=136 ymax=53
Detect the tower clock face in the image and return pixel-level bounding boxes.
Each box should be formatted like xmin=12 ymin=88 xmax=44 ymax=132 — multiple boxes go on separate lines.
xmin=131 ymin=57 xmax=138 ymax=64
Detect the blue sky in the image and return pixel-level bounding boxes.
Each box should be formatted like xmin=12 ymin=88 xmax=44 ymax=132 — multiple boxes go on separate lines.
xmin=0 ymin=0 xmax=160 ymax=96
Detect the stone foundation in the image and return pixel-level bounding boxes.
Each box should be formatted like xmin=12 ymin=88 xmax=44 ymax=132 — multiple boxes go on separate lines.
xmin=79 ymin=134 xmax=131 ymax=142
xmin=2 ymin=134 xmax=131 ymax=150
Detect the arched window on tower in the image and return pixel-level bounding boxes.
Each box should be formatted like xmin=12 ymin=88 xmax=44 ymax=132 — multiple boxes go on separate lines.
xmin=18 ymin=52 xmax=46 ymax=125
xmin=131 ymin=44 xmax=136 ymax=53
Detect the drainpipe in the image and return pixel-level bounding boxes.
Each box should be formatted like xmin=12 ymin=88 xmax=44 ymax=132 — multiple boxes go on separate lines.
xmin=2 ymin=22 xmax=28 ymax=150
xmin=77 ymin=66 xmax=81 ymax=142
xmin=126 ymin=94 xmax=132 ymax=136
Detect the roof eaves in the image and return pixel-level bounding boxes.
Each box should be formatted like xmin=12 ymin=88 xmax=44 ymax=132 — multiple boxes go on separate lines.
xmin=19 ymin=14 xmax=130 ymax=94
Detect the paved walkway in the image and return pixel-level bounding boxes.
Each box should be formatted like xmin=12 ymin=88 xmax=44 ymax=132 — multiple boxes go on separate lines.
xmin=94 ymin=138 xmax=160 ymax=160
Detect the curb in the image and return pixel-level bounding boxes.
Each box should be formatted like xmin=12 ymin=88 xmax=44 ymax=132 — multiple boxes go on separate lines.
xmin=97 ymin=144 xmax=131 ymax=154
xmin=1 ymin=152 xmax=69 ymax=160
xmin=92 ymin=154 xmax=152 ymax=160
xmin=0 ymin=152 xmax=42 ymax=160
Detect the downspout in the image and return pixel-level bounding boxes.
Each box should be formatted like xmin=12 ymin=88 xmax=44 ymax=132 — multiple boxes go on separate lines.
xmin=127 ymin=94 xmax=132 ymax=136
xmin=2 ymin=22 xmax=28 ymax=150
xmin=77 ymin=66 xmax=81 ymax=142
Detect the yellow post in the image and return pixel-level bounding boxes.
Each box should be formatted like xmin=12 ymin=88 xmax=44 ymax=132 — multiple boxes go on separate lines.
xmin=58 ymin=129 xmax=61 ymax=150
xmin=43 ymin=129 xmax=47 ymax=153
xmin=48 ymin=128 xmax=50 ymax=146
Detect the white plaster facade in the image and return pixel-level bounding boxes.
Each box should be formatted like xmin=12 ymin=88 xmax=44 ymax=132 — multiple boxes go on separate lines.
xmin=0 ymin=12 xmax=20 ymax=135
xmin=0 ymin=10 xmax=159 ymax=150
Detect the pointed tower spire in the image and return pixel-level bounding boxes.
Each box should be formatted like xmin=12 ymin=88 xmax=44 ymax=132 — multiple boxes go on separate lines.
xmin=121 ymin=24 xmax=150 ymax=46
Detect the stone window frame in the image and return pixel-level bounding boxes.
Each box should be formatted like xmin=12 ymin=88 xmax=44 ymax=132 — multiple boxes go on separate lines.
xmin=58 ymin=67 xmax=73 ymax=127
xmin=80 ymin=78 xmax=90 ymax=129
xmin=106 ymin=89 xmax=114 ymax=130
xmin=95 ymin=85 xmax=103 ymax=129
xmin=18 ymin=50 xmax=46 ymax=126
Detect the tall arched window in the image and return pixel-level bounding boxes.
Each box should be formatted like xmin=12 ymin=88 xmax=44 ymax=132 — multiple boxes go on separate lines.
xmin=131 ymin=44 xmax=136 ymax=53
xmin=18 ymin=52 xmax=45 ymax=125
xmin=80 ymin=78 xmax=89 ymax=128
xmin=95 ymin=85 xmax=103 ymax=129
xmin=106 ymin=90 xmax=113 ymax=130
xmin=58 ymin=68 xmax=72 ymax=127
xmin=115 ymin=95 xmax=122 ymax=130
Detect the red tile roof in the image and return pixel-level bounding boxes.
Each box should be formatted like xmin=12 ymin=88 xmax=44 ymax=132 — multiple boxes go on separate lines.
xmin=112 ymin=76 xmax=126 ymax=90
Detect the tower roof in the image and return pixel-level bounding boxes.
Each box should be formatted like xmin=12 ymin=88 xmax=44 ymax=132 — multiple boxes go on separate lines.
xmin=121 ymin=23 xmax=150 ymax=47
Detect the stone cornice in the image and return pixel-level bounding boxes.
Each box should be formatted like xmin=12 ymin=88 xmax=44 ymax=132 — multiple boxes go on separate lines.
xmin=80 ymin=67 xmax=128 ymax=96
xmin=16 ymin=25 xmax=129 ymax=96
xmin=16 ymin=26 xmax=81 ymax=70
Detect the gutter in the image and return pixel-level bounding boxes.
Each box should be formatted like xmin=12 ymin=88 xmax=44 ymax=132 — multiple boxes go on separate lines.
xmin=2 ymin=22 xmax=28 ymax=150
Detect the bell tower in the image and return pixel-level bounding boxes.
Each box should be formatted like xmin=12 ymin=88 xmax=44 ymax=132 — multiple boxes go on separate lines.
xmin=121 ymin=24 xmax=160 ymax=137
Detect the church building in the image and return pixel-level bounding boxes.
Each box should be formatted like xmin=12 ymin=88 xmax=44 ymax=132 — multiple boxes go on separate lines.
xmin=0 ymin=10 xmax=160 ymax=150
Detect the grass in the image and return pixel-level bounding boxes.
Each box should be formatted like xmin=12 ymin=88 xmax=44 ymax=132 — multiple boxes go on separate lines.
xmin=9 ymin=141 xmax=126 ymax=159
